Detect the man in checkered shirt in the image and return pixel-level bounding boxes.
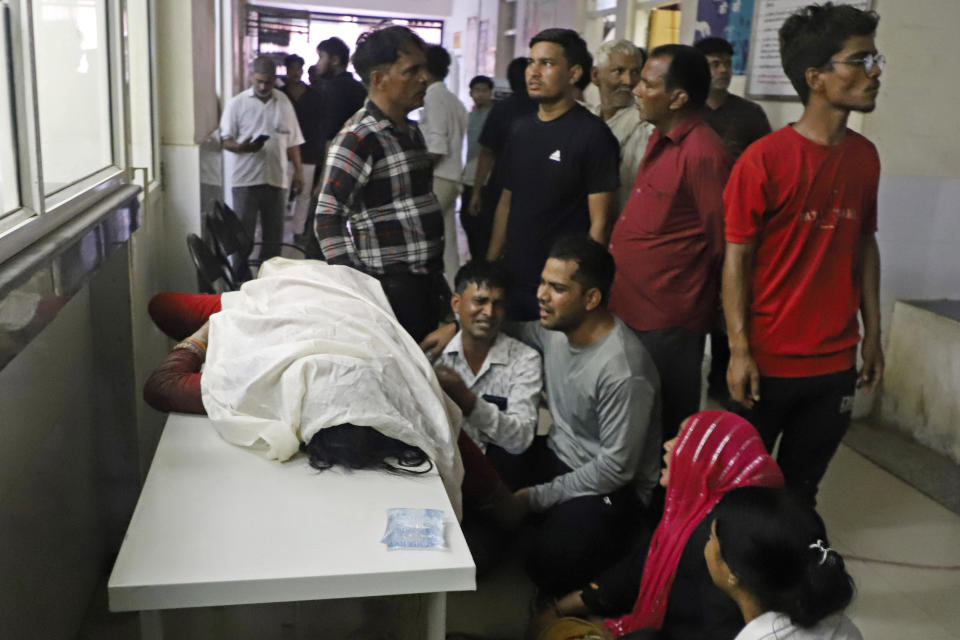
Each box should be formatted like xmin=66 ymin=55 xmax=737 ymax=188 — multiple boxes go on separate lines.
xmin=314 ymin=26 xmax=446 ymax=342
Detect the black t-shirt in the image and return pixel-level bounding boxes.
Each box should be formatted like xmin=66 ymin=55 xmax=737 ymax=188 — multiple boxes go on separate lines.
xmin=477 ymin=94 xmax=537 ymax=199
xmin=316 ymin=71 xmax=367 ymax=144
xmin=282 ymin=83 xmax=325 ymax=164
xmin=702 ymin=93 xmax=772 ymax=160
xmin=500 ymin=103 xmax=619 ymax=317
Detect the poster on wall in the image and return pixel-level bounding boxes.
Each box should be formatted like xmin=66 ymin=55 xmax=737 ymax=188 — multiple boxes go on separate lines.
xmin=694 ymin=0 xmax=756 ymax=75
xmin=746 ymin=0 xmax=872 ymax=100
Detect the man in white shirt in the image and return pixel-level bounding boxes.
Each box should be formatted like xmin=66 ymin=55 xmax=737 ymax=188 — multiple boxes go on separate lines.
xmin=434 ymin=261 xmax=542 ymax=455
xmin=424 ymin=237 xmax=660 ymax=594
xmin=433 ymin=259 xmax=541 ymax=573
xmin=220 ymin=56 xmax=304 ymax=260
xmin=590 ymin=39 xmax=653 ymax=212
xmin=420 ymin=45 xmax=468 ymax=285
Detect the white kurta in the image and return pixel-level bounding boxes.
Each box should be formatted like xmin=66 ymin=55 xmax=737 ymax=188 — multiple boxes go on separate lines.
xmin=200 ymin=258 xmax=464 ymax=518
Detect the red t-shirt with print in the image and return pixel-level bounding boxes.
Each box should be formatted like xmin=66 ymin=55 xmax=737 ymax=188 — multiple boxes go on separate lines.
xmin=724 ymin=125 xmax=879 ymax=378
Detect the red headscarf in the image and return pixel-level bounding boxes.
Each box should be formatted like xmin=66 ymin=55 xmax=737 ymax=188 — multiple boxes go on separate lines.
xmin=605 ymin=410 xmax=783 ymax=636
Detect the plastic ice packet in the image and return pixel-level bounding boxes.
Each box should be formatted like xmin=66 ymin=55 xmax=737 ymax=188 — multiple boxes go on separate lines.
xmin=381 ymin=507 xmax=447 ymax=550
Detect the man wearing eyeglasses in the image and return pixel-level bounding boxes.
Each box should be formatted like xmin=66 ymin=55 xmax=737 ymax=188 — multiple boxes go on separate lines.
xmin=723 ymin=3 xmax=885 ymax=506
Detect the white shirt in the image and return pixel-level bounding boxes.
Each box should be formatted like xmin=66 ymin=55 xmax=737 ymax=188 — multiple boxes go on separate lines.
xmin=419 ymin=81 xmax=468 ymax=183
xmin=220 ymin=87 xmax=304 ymax=188
xmin=201 ymin=258 xmax=464 ymax=519
xmin=592 ymin=104 xmax=653 ymax=211
xmin=735 ymin=612 xmax=863 ymax=640
xmin=438 ymin=331 xmax=542 ymax=454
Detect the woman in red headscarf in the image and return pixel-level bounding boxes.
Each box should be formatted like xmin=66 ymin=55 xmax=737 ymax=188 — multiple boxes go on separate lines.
xmin=536 ymin=410 xmax=783 ymax=640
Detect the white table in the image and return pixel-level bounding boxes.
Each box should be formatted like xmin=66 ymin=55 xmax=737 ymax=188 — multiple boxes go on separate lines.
xmin=108 ymin=413 xmax=475 ymax=639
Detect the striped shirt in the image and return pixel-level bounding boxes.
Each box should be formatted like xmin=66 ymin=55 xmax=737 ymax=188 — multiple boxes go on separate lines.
xmin=314 ymin=99 xmax=443 ymax=276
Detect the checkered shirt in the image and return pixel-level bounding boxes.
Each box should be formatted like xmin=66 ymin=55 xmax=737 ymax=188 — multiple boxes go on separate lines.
xmin=314 ymin=100 xmax=443 ymax=276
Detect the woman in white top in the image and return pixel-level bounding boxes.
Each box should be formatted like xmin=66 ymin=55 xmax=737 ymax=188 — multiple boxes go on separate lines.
xmin=704 ymin=486 xmax=863 ymax=640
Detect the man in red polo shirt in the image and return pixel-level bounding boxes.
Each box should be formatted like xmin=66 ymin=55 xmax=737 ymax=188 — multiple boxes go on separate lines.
xmin=608 ymin=44 xmax=732 ymax=440
xmin=723 ymin=3 xmax=884 ymax=505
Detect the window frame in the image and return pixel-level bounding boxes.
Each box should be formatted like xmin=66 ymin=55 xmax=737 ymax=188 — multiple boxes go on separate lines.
xmin=0 ymin=0 xmax=150 ymax=266
xmin=127 ymin=0 xmax=160 ymax=191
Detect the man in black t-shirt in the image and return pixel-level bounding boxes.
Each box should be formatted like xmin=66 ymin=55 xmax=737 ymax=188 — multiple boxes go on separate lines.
xmin=486 ymin=29 xmax=620 ymax=320
xmin=694 ymin=37 xmax=772 ymax=160
xmin=299 ymin=37 xmax=368 ymax=252
xmin=467 ymin=58 xmax=537 ymax=262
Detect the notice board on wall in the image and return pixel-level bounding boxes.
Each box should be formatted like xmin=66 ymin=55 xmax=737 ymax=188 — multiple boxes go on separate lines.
xmin=746 ymin=0 xmax=873 ymax=100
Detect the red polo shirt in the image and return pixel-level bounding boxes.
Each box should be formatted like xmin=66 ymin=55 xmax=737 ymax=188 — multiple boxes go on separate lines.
xmin=609 ymin=113 xmax=732 ymax=334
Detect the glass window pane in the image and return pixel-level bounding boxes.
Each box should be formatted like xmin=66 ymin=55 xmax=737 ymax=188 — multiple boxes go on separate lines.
xmin=0 ymin=6 xmax=20 ymax=215
xmin=128 ymin=0 xmax=154 ymax=181
xmin=33 ymin=0 xmax=113 ymax=195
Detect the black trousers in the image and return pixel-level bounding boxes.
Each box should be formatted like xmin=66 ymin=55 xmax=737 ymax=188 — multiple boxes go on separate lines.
xmin=487 ymin=438 xmax=642 ymax=596
xmin=707 ymin=326 xmax=730 ymax=398
xmin=740 ymin=368 xmax=857 ymax=506
xmin=459 ymin=185 xmax=494 ymax=262
xmin=377 ymin=271 xmax=449 ymax=343
xmin=633 ymin=326 xmax=705 ymax=442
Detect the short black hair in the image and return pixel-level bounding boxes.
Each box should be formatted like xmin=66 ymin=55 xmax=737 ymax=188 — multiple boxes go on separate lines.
xmin=780 ymin=2 xmax=879 ymax=104
xmin=453 ymin=260 xmax=511 ymax=295
xmin=284 ymin=53 xmax=304 ymax=69
xmin=649 ymin=44 xmax=710 ymax=109
xmin=529 ymin=28 xmax=593 ymax=83
xmin=547 ymin=236 xmax=616 ymax=305
xmin=352 ymin=26 xmax=427 ymax=86
xmin=469 ymin=75 xmax=494 ymax=90
xmin=507 ymin=56 xmax=529 ymax=95
xmin=426 ymin=44 xmax=452 ymax=80
xmin=574 ymin=49 xmax=594 ymax=91
xmin=694 ymin=37 xmax=734 ymax=57
xmin=317 ymin=37 xmax=350 ymax=67
xmin=714 ymin=487 xmax=855 ymax=629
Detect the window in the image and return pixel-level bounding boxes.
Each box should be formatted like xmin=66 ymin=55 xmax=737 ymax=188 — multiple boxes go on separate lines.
xmin=0 ymin=0 xmax=157 ymax=265
xmin=33 ymin=0 xmax=114 ymax=195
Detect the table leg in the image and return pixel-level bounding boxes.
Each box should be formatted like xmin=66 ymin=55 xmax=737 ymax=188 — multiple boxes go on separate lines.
xmin=140 ymin=610 xmax=164 ymax=640
xmin=424 ymin=592 xmax=447 ymax=640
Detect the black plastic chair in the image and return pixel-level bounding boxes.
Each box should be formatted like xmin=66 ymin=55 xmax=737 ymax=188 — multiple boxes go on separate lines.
xmin=214 ymin=200 xmax=305 ymax=267
xmin=186 ymin=233 xmax=236 ymax=294
xmin=206 ymin=209 xmax=254 ymax=285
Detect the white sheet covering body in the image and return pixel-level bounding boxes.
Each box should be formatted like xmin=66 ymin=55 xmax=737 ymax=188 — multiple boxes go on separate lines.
xmin=200 ymin=258 xmax=464 ymax=518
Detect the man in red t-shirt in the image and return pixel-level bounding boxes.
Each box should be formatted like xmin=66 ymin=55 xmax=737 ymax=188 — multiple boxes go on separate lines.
xmin=723 ymin=4 xmax=885 ymax=505
xmin=608 ymin=44 xmax=731 ymax=440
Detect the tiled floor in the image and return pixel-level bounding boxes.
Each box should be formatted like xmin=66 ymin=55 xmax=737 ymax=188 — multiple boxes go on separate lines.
xmin=443 ymin=440 xmax=960 ymax=640
xmin=818 ymin=445 xmax=960 ymax=639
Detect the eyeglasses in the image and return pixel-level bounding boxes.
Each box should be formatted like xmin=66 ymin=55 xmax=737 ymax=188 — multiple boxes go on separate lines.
xmin=824 ymin=53 xmax=886 ymax=74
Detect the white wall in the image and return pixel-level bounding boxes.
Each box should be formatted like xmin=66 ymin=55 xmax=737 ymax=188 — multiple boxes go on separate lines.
xmin=159 ymin=0 xmax=222 ymax=293
xmin=0 ymin=228 xmax=170 ymax=638
xmin=864 ymin=0 xmax=960 ymax=337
